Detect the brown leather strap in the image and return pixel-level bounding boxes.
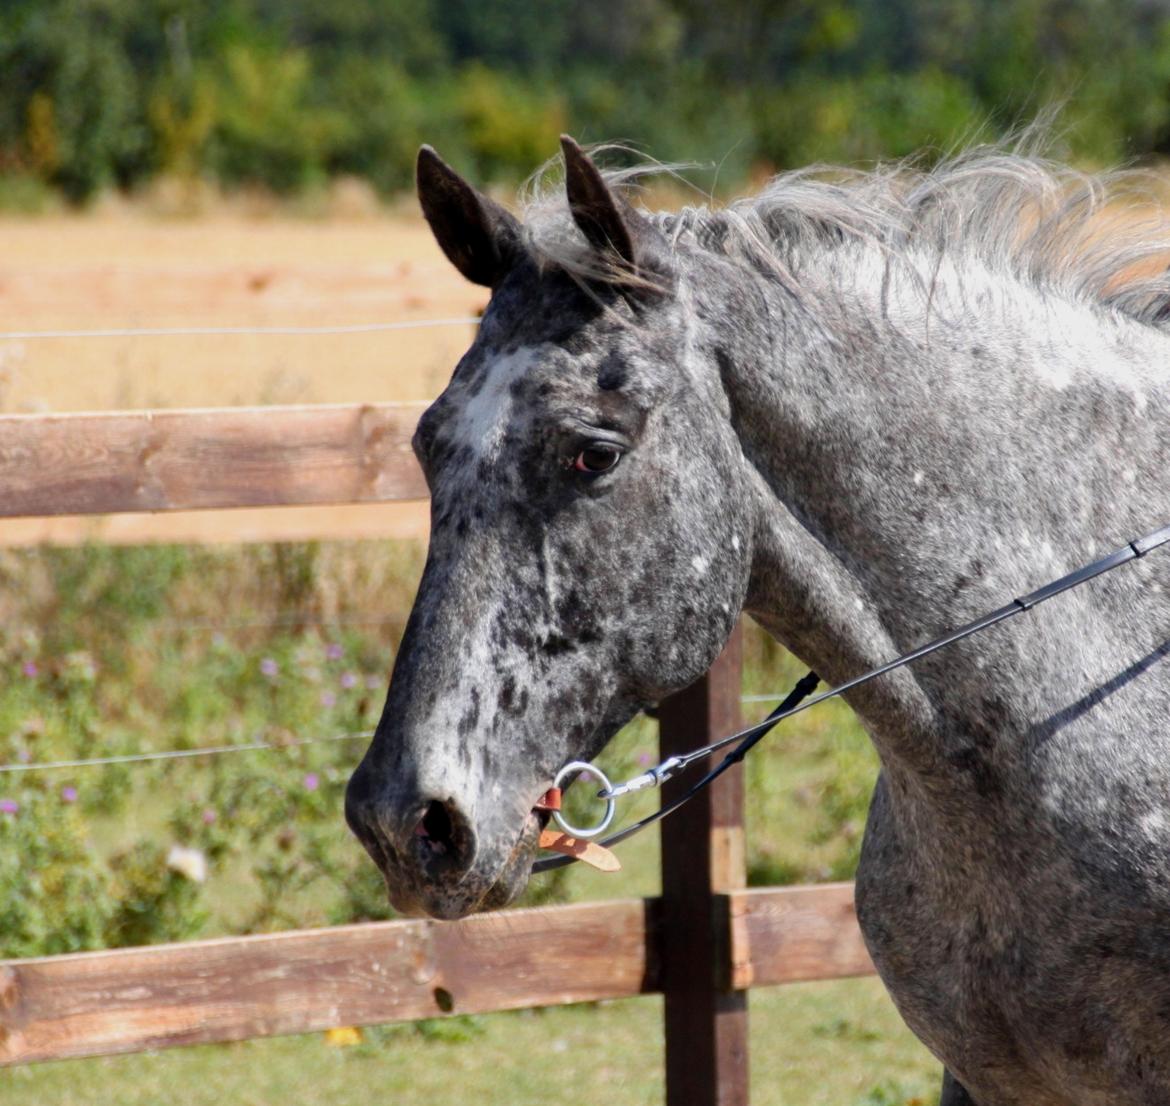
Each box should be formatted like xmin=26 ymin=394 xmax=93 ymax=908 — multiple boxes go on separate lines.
xmin=537 ymin=829 xmax=620 ymax=872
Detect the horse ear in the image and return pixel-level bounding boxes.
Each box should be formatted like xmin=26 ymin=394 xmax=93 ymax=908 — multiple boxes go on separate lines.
xmin=560 ymin=135 xmax=638 ymax=270
xmin=417 ymin=146 xmax=522 ymax=288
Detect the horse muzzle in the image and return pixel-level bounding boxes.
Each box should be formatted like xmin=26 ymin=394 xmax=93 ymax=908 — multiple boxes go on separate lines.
xmin=344 ymin=762 xmax=541 ymax=919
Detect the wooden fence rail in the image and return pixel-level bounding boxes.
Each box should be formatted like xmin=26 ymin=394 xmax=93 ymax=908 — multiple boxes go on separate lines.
xmin=0 ymin=400 xmax=878 ymax=1104
xmin=0 ymin=403 xmax=428 ymax=518
xmin=0 ymin=886 xmax=870 ymax=1067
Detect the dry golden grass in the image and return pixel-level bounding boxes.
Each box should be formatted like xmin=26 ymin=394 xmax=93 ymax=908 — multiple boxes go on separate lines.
xmin=0 ymin=209 xmax=485 ymax=414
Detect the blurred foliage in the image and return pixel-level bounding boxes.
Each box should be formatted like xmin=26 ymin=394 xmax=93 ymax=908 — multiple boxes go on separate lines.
xmin=3 ymin=0 xmax=1170 ymax=203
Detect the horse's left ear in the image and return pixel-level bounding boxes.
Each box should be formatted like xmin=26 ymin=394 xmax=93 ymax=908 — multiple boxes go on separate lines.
xmin=560 ymin=136 xmax=643 ymax=274
xmin=417 ymin=145 xmax=523 ymax=288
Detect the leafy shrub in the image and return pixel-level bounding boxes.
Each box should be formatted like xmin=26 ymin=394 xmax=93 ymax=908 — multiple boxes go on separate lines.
xmin=758 ymin=69 xmax=985 ymax=169
xmin=456 ymin=63 xmax=566 ymax=182
xmin=209 ymin=44 xmax=338 ymax=194
xmin=105 ymin=841 xmax=209 ymax=947
xmin=0 ymin=787 xmax=113 ymax=956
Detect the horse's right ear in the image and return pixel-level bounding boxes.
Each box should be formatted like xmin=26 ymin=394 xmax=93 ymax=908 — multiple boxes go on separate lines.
xmin=417 ymin=146 xmax=522 ymax=288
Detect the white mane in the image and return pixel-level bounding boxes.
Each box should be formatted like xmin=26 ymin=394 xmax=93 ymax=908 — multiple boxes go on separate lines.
xmin=520 ymin=144 xmax=1170 ymax=329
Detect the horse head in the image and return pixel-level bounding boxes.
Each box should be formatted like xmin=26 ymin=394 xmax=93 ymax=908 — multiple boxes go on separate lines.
xmin=345 ymin=139 xmax=754 ymax=918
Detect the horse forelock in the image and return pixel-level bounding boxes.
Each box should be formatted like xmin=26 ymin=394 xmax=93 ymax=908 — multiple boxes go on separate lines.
xmin=519 ymin=141 xmax=1170 ymax=331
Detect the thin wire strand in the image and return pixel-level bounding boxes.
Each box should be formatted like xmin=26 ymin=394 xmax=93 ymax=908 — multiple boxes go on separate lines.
xmin=0 ymin=694 xmax=794 ymax=774
xmin=0 ymin=730 xmax=372 ymax=774
xmin=157 ymin=613 xmax=408 ymax=632
xmin=0 ymin=318 xmax=480 ymax=341
xmin=0 ymin=693 xmax=789 ymax=776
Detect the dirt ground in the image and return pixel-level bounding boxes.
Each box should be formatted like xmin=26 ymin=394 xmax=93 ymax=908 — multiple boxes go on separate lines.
xmin=0 ymin=208 xmax=485 ymax=545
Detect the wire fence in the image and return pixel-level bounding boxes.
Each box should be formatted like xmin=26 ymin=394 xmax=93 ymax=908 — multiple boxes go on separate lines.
xmin=0 ymin=730 xmax=374 ymax=774
xmin=0 ymin=690 xmax=804 ymax=776
xmin=155 ymin=612 xmax=409 ymax=632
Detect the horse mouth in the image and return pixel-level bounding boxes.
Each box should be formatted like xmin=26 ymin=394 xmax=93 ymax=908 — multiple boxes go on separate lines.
xmin=470 ymin=808 xmax=549 ymax=913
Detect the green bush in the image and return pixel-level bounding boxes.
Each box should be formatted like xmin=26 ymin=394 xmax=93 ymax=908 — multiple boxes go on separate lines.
xmin=757 ymin=68 xmax=985 ymax=169
xmin=209 ymin=44 xmax=338 ymax=194
xmin=0 ymin=787 xmax=113 ymax=956
xmin=4 ymin=1 xmax=1170 ymax=203
xmin=456 ymin=63 xmax=567 ymax=182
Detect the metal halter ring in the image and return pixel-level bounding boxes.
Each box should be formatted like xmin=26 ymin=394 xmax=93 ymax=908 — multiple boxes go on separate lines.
xmin=550 ymin=761 xmax=616 ymax=839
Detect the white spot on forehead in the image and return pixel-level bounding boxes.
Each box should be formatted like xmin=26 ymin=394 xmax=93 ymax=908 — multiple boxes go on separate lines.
xmin=454 ymin=347 xmax=538 ymax=460
xmin=912 ymin=471 xmax=924 ymax=487
xmin=692 ymin=555 xmax=710 ymax=575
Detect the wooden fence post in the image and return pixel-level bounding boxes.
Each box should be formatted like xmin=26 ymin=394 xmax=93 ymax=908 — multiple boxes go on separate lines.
xmin=658 ymin=622 xmax=749 ymax=1106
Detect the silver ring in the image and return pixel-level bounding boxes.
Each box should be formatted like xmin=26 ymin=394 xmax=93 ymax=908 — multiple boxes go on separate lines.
xmin=550 ymin=761 xmax=616 ymax=839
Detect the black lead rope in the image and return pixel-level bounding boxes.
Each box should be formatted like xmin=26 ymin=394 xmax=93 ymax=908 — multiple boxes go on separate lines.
xmin=531 ymin=521 xmax=1170 ymax=874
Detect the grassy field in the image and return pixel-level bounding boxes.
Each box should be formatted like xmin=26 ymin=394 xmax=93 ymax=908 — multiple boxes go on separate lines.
xmin=0 ymin=208 xmax=942 ymax=1103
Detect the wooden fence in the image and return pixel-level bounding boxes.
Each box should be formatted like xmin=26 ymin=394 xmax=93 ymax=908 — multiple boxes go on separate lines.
xmin=0 ymin=402 xmax=876 ymax=1103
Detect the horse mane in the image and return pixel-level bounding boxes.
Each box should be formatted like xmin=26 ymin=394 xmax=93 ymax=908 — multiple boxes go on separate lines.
xmin=520 ymin=143 xmax=1170 ymax=329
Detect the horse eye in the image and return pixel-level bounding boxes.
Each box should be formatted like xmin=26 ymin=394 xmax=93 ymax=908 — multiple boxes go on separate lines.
xmin=573 ymin=445 xmax=622 ymax=474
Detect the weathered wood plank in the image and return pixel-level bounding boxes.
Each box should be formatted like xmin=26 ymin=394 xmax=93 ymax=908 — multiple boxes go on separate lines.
xmin=0 ymin=898 xmax=656 ymax=1065
xmin=727 ymin=883 xmax=876 ymax=989
xmin=0 ymin=884 xmax=874 ymax=1067
xmin=658 ymin=626 xmax=750 ymax=1106
xmin=0 ymin=402 xmax=428 ymax=518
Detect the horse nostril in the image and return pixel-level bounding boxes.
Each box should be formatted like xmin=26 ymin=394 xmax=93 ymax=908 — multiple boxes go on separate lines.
xmin=414 ymin=799 xmax=476 ymax=875
xmin=416 ymin=800 xmax=453 ymax=852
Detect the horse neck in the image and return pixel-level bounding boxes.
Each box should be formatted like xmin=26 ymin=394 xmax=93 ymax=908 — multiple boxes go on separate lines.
xmin=705 ymin=246 xmax=1170 ymax=774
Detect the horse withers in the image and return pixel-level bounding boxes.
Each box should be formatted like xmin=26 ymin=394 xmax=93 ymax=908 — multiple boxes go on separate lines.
xmin=346 ymin=137 xmax=1170 ymax=1106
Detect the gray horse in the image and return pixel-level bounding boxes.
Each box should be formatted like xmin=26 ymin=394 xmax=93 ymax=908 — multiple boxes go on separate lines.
xmin=346 ymin=137 xmax=1170 ymax=1105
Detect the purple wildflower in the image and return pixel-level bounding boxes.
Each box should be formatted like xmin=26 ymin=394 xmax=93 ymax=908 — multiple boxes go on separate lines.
xmin=21 ymin=661 xmax=37 ymax=678
xmin=60 ymin=786 xmax=78 ymax=804
xmin=638 ymin=753 xmax=653 ymax=766
xmin=201 ymin=808 xmax=217 ymax=825
xmin=260 ymin=657 xmax=279 ymax=678
xmin=340 ymin=672 xmax=358 ymax=690
xmin=320 ymin=690 xmax=337 ymax=708
xmin=303 ymin=772 xmax=320 ymax=792
xmin=325 ymin=643 xmax=344 ymax=661
xmin=0 ymin=800 xmax=18 ymax=815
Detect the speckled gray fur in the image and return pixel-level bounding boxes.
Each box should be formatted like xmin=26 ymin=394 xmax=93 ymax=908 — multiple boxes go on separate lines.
xmin=347 ymin=140 xmax=1170 ymax=1105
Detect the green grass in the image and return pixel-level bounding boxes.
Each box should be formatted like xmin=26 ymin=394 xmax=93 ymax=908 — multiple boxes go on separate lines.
xmin=0 ymin=539 xmax=920 ymax=1103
